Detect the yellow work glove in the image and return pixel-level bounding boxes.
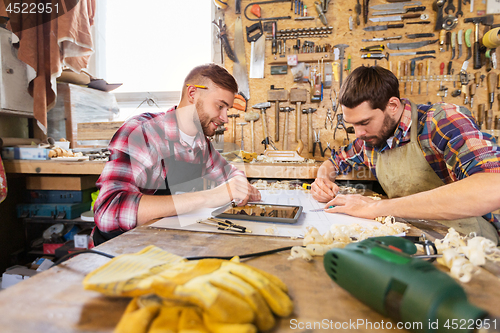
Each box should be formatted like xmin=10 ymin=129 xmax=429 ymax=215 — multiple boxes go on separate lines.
xmin=83 ymin=245 xmax=186 ymax=297
xmin=115 ymin=294 xmax=256 ymax=333
xmin=150 ymin=257 xmax=293 ymax=332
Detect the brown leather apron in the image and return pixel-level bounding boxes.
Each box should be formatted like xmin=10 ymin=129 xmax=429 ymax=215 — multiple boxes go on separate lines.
xmin=375 ymin=101 xmax=499 ymax=244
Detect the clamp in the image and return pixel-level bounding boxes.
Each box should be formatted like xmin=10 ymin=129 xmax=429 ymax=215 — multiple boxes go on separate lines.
xmin=312 ymin=129 xmax=324 ymax=157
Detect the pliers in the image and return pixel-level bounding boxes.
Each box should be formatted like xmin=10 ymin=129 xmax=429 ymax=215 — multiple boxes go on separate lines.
xmin=333 ymin=113 xmax=349 ymax=141
xmin=312 ymin=129 xmax=324 ymax=157
xmin=325 ymin=108 xmax=334 ymax=130
xmin=322 ymin=142 xmax=333 ymax=156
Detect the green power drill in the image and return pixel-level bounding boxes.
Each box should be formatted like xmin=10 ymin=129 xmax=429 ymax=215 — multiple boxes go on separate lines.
xmin=324 ymin=236 xmax=498 ymax=333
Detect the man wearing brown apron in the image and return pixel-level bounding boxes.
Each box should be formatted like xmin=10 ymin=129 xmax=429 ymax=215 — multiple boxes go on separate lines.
xmin=312 ymin=66 xmax=500 ymax=244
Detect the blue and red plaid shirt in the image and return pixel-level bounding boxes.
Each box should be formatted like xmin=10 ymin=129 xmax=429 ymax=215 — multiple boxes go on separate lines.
xmin=329 ymin=99 xmax=500 ymax=224
xmin=93 ymin=107 xmax=245 ymax=232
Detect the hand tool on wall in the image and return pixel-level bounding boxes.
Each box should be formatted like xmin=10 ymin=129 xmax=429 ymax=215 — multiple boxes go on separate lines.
xmin=451 ymin=31 xmax=456 ymax=60
xmin=410 ymin=60 xmax=416 ymax=94
xmin=439 ymin=29 xmax=446 ymax=52
xmin=267 ymin=88 xmax=288 ymax=143
xmin=456 ymin=0 xmax=464 ymax=17
xmin=478 ymin=104 xmax=485 ymax=128
xmin=405 ymin=33 xmax=435 ymax=39
xmin=363 ymin=23 xmax=404 ymax=32
xmin=333 ymin=44 xmax=349 ymax=87
xmin=235 ymin=0 xmax=241 ymax=14
xmin=243 ymin=0 xmax=291 ymax=21
xmin=433 ymin=0 xmax=445 ymax=32
xmin=314 ymin=1 xmax=328 ymax=25
xmin=397 ymin=61 xmax=402 ymax=90
xmin=361 ymin=53 xmax=389 ymax=60
xmin=252 ymin=102 xmax=271 ymax=149
xmin=302 ymin=108 xmax=317 ymax=152
xmin=369 ymin=13 xmax=422 ymax=23
xmin=486 ymin=109 xmax=493 ymax=130
xmin=333 ymin=113 xmax=349 ymax=141
xmin=280 ymin=106 xmax=294 ymax=150
xmin=234 ymin=17 xmax=250 ymax=100
xmin=237 ymin=122 xmax=247 ymax=150
xmin=464 ymin=15 xmax=494 ymax=70
xmin=289 ymin=89 xmax=307 ymax=143
xmin=324 ymin=236 xmax=497 ymax=333
xmin=457 ymin=29 xmax=463 ymax=59
xmin=372 ymin=6 xmax=426 ymax=16
xmin=487 ymin=72 xmax=497 ymax=110
xmin=439 ymin=62 xmax=445 ymax=88
xmin=212 ymin=19 xmax=237 ymax=63
xmin=370 ymin=2 xmax=422 ymax=11
xmin=417 ymin=62 xmax=423 ymax=94
xmin=248 ymin=22 xmax=265 ymax=79
xmin=244 ymin=111 xmax=260 ymax=152
xmin=363 ymin=0 xmax=369 ymax=24
xmin=387 ymin=39 xmax=438 ymax=50
xmin=355 ymin=0 xmax=361 ymax=26
xmin=426 ymin=59 xmax=431 ymax=94
xmin=325 ymin=108 xmax=334 ymax=130
xmin=228 ymin=114 xmax=240 ymax=144
xmin=464 ymin=28 xmax=472 ymax=61
xmin=445 ymin=31 xmax=451 ymax=51
xmin=459 ymin=61 xmax=469 ymax=105
xmin=362 ymin=36 xmax=402 ymax=42
xmin=403 ymin=61 xmax=408 ymax=94
xmin=312 ymin=130 xmax=324 ymax=157
xmin=469 ymin=83 xmax=476 ymax=108
xmin=447 ymin=61 xmax=453 ymax=87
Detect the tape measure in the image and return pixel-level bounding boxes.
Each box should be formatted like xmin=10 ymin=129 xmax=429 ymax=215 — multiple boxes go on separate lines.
xmin=43 ymin=224 xmax=65 ymax=240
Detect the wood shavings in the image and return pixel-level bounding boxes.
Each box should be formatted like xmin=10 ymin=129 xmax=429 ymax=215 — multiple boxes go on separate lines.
xmin=48 ymin=147 xmax=83 ymax=158
xmin=288 ymin=217 xmax=409 ymax=261
xmin=264 ymin=226 xmax=278 ymax=235
xmin=434 ymin=227 xmax=500 ymax=283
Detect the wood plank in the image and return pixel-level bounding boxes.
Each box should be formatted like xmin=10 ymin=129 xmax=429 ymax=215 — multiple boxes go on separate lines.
xmin=0 ymin=226 xmax=498 ymax=333
xmin=77 ymin=121 xmax=124 ymax=141
xmin=3 ymin=160 xmax=376 ymax=181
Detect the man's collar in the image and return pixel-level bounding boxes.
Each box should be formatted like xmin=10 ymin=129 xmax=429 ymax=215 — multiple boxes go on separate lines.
xmin=165 ymin=106 xmax=207 ymax=148
xmin=375 ymin=98 xmax=413 ymax=152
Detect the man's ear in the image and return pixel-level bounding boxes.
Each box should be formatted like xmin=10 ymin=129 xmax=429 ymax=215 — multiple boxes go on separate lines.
xmin=185 ymin=86 xmax=197 ymax=103
xmin=386 ymin=97 xmax=402 ymax=117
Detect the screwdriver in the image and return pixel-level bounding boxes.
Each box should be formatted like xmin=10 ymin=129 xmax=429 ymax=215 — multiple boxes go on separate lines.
xmin=397 ymin=61 xmax=402 ymax=91
xmin=447 ymin=61 xmax=453 ymax=88
xmin=426 ymin=59 xmax=431 ymax=95
xmin=478 ymin=104 xmax=485 ymax=129
xmin=469 ymin=83 xmax=476 ymax=108
xmin=439 ymin=62 xmax=445 ymax=89
xmin=475 ymin=72 xmax=481 ymax=87
xmin=410 ymin=60 xmax=416 ymax=94
xmin=417 ymin=62 xmax=423 ymax=95
xmin=487 ymin=72 xmax=497 ymax=110
xmin=403 ymin=61 xmax=408 ymax=95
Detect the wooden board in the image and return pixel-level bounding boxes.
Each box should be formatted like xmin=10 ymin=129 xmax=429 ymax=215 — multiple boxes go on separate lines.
xmin=221 ymin=0 xmax=500 ymax=160
xmin=26 ymin=175 xmax=99 ymax=190
xmin=77 ymin=121 xmax=124 ymax=141
xmin=0 ymin=226 xmax=499 ymax=333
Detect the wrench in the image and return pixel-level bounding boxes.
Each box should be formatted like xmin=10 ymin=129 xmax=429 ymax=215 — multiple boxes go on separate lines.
xmin=444 ymin=0 xmax=456 ymax=15
xmin=456 ymin=0 xmax=463 ymax=17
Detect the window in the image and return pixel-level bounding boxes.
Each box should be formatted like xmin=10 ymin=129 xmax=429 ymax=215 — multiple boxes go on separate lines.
xmin=93 ymin=0 xmax=213 ymax=120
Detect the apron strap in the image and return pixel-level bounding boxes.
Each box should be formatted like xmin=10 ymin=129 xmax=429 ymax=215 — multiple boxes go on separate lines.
xmin=409 ymin=101 xmax=419 ymax=143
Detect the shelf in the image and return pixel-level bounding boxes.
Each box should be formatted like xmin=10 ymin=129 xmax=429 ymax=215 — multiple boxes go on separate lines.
xmin=23 ymin=217 xmax=95 ymax=226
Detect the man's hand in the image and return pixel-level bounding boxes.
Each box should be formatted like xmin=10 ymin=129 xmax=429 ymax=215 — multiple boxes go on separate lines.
xmin=324 ymin=194 xmax=381 ymax=219
xmin=311 ymin=177 xmax=339 ymax=202
xmin=209 ymin=176 xmax=261 ymax=207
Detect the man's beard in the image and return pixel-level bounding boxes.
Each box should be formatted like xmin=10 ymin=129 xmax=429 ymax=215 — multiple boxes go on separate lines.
xmin=360 ymin=112 xmax=399 ymax=148
xmin=195 ymin=99 xmax=217 ymax=137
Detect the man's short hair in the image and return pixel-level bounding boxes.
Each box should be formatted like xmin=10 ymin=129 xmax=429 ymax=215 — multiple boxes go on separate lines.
xmin=183 ymin=63 xmax=238 ymax=95
xmin=338 ymin=65 xmax=400 ymax=111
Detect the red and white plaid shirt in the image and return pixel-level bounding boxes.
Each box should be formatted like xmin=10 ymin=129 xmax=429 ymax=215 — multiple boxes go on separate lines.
xmin=93 ymin=107 xmax=244 ymax=232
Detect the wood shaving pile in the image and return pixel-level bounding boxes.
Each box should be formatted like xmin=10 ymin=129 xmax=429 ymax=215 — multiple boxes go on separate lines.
xmin=48 ymin=147 xmax=83 ymax=158
xmin=252 ymin=155 xmax=316 ymax=163
xmin=288 ymin=216 xmax=409 ymax=261
xmin=434 ymin=228 xmax=500 ymax=283
xmin=252 ymin=180 xmax=301 ymax=191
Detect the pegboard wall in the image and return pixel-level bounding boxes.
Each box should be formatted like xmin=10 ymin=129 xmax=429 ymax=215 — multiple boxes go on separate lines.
xmin=218 ymin=0 xmax=500 ymax=161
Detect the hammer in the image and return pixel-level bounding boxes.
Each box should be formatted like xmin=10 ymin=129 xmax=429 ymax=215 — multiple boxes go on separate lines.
xmin=279 ymin=106 xmax=295 ymax=150
xmin=267 ymin=88 xmax=289 ymax=142
xmin=244 ymin=111 xmax=260 ymax=152
xmin=302 ymin=108 xmax=317 ymax=153
xmin=228 ymin=114 xmax=240 ymax=144
xmin=464 ymin=15 xmax=494 ymax=70
xmin=252 ymin=102 xmax=271 ymax=149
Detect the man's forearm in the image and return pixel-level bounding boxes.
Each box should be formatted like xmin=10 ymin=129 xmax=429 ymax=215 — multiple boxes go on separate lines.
xmin=137 ymin=191 xmax=210 ymax=225
xmin=317 ymin=160 xmax=338 ymax=181
xmin=373 ymin=172 xmax=500 ymax=220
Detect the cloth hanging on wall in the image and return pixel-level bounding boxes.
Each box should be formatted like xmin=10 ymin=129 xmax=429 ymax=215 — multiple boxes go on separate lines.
xmin=0 ymin=0 xmax=96 ymax=134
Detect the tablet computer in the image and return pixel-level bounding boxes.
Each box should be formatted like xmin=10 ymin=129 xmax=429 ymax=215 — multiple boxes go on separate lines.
xmin=211 ymin=203 xmax=303 ymax=224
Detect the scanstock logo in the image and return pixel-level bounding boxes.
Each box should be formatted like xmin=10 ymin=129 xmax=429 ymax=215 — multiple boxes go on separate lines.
xmin=3 ymin=0 xmax=80 ymax=33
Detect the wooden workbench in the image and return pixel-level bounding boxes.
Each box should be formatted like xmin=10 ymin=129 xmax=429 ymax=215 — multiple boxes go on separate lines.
xmin=0 ymin=224 xmax=499 ymax=333
xmin=3 ymin=159 xmax=376 ymax=180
